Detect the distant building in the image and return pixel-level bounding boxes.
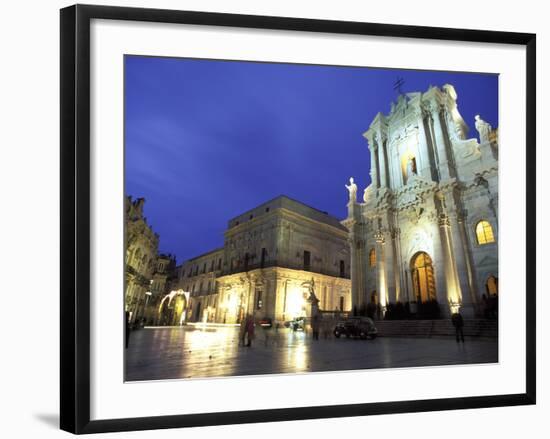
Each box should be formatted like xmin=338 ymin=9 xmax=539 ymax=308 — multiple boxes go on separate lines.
xmin=170 ymin=196 xmax=351 ymax=324
xmin=125 ymin=196 xmax=175 ymax=324
xmin=343 ymin=84 xmax=498 ymax=318
xmin=149 ymin=254 xmax=177 ymax=324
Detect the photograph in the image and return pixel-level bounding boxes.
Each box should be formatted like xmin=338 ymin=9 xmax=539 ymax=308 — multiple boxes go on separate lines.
xmin=123 ymin=56 xmax=499 ymax=382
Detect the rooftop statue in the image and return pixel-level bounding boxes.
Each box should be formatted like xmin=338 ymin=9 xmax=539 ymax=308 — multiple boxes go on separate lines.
xmin=475 ymin=115 xmax=492 ymax=143
xmin=345 ymin=177 xmax=358 ymax=203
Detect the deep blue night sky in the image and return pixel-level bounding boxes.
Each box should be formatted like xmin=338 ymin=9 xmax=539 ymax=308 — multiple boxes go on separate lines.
xmin=125 ymin=56 xmax=498 ymax=263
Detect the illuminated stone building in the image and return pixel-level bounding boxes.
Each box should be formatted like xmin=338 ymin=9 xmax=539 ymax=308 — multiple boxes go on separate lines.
xmin=177 ymin=248 xmax=224 ymax=324
xmin=148 ymin=254 xmax=177 ymax=324
xmin=173 ymin=196 xmax=351 ymax=324
xmin=125 ymin=196 xmax=175 ymax=324
xmin=344 ymin=84 xmax=498 ymax=318
xmin=125 ymin=197 xmax=159 ymax=323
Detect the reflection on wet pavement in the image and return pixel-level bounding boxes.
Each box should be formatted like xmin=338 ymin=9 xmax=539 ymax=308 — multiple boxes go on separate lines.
xmin=125 ymin=325 xmax=498 ymax=381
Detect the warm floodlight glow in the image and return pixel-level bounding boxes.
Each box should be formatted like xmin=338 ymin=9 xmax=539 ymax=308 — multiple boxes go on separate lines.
xmin=286 ymin=286 xmax=307 ymax=319
xmin=158 ymin=289 xmax=189 ymax=311
xmin=449 ymin=300 xmax=461 ymax=314
xmin=224 ymin=292 xmax=239 ymax=314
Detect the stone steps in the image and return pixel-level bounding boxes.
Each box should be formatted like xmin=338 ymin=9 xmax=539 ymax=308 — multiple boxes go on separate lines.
xmin=374 ymin=319 xmax=498 ymax=338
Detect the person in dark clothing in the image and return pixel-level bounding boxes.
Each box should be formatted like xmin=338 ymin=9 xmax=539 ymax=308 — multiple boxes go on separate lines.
xmin=311 ymin=314 xmax=320 ymax=341
xmin=245 ymin=314 xmax=255 ymax=347
xmin=451 ymin=311 xmax=465 ymax=343
xmin=125 ymin=311 xmax=131 ymax=349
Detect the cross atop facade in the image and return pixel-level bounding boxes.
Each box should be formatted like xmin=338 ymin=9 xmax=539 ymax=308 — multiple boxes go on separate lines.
xmin=393 ymin=76 xmax=405 ymax=95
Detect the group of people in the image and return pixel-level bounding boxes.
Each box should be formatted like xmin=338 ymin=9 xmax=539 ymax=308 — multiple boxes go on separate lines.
xmin=239 ymin=313 xmax=330 ymax=347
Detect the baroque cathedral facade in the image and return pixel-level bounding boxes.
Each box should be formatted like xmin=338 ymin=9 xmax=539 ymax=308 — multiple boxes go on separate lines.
xmin=343 ymin=84 xmax=498 ymax=318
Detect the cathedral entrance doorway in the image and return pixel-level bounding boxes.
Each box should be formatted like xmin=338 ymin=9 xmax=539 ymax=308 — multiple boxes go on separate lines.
xmin=411 ymin=252 xmax=436 ymax=303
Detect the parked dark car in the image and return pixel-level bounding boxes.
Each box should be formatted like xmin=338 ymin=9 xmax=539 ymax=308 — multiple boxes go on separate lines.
xmin=334 ymin=317 xmax=377 ymax=340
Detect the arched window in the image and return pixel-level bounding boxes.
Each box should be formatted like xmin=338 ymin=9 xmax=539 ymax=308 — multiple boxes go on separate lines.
xmin=141 ymin=254 xmax=148 ymax=271
xmin=486 ymin=275 xmax=498 ymax=296
xmin=476 ymin=220 xmax=495 ymax=245
xmin=369 ymin=248 xmax=376 ymax=267
xmin=133 ymin=248 xmax=141 ymax=266
xmin=401 ymin=153 xmax=417 ymax=184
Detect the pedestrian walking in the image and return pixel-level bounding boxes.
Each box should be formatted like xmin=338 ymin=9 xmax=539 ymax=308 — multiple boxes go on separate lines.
xmin=125 ymin=311 xmax=131 ymax=349
xmin=239 ymin=316 xmax=247 ymax=346
xmin=311 ymin=314 xmax=320 ymax=341
xmin=451 ymin=311 xmax=465 ymax=343
xmin=322 ymin=319 xmax=331 ymax=339
xmin=263 ymin=325 xmax=270 ymax=347
xmin=245 ymin=314 xmax=255 ymax=347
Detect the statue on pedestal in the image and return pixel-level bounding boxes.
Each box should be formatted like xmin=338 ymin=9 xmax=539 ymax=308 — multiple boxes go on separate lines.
xmin=302 ymin=278 xmax=321 ymax=339
xmin=345 ymin=177 xmax=358 ymax=203
xmin=406 ymin=156 xmax=417 ymax=179
xmin=475 ymin=115 xmax=492 ymax=143
xmin=302 ymin=278 xmax=320 ymax=313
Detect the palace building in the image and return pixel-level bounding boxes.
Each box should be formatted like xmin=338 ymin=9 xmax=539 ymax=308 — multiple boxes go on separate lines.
xmin=169 ymin=196 xmax=351 ymax=324
xmin=343 ymin=84 xmax=498 ymax=318
xmin=125 ymin=197 xmax=176 ymax=324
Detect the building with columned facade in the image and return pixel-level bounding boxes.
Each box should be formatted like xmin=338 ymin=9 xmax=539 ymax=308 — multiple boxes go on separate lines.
xmin=343 ymin=84 xmax=498 ymax=318
xmin=125 ymin=196 xmax=176 ymax=324
xmin=169 ymin=196 xmax=351 ymax=325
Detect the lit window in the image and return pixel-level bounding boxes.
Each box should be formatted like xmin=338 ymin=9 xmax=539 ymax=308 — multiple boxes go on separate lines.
xmin=476 ymin=220 xmax=495 ymax=245
xmin=486 ymin=275 xmax=498 ymax=296
xmin=369 ymin=248 xmax=376 ymax=267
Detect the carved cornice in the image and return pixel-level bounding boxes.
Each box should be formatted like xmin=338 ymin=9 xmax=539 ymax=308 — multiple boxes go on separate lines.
xmin=374 ymin=131 xmax=387 ymax=144
xmin=393 ymin=175 xmax=437 ymax=211
xmin=437 ymin=177 xmax=458 ymax=193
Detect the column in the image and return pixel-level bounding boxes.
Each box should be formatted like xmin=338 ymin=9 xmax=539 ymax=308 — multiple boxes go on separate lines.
xmin=384 ymin=230 xmax=396 ymax=304
xmin=392 ymin=149 xmax=403 ymax=188
xmin=430 ymin=105 xmax=451 ymax=180
xmin=457 ymin=214 xmax=480 ymax=315
xmin=403 ymin=268 xmax=412 ymax=304
xmin=446 ymin=212 xmax=474 ymax=317
xmin=375 ymin=231 xmax=388 ymax=311
xmin=275 ymin=278 xmax=287 ymax=322
xmin=347 ymin=220 xmax=360 ymax=312
xmin=376 ymin=135 xmax=388 ymax=188
xmin=416 ymin=111 xmax=432 ymax=180
xmin=244 ymin=279 xmax=254 ymax=316
xmin=369 ymin=143 xmax=379 ymax=188
xmin=391 ymin=228 xmax=403 ymax=303
xmin=437 ymin=212 xmax=462 ymax=316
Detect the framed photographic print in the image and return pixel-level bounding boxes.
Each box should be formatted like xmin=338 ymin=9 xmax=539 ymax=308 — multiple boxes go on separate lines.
xmin=60 ymin=4 xmax=536 ymax=434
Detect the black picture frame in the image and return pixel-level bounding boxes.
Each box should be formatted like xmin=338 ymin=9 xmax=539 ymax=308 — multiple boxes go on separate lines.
xmin=60 ymin=4 xmax=536 ymax=434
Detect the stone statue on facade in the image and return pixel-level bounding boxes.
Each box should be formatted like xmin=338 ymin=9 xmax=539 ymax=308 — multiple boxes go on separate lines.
xmin=302 ymin=278 xmax=320 ymax=305
xmin=345 ymin=177 xmax=358 ymax=203
xmin=302 ymin=278 xmax=321 ymax=321
xmin=475 ymin=115 xmax=492 ymax=143
xmin=406 ymin=156 xmax=417 ymax=179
